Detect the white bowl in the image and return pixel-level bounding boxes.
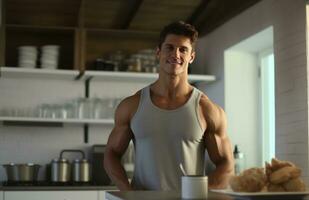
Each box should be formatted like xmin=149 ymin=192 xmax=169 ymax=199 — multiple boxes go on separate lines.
xmin=42 ymin=45 xmax=60 ymax=50
xmin=18 ymin=62 xmax=36 ymax=68
xmin=41 ymin=64 xmax=57 ymax=69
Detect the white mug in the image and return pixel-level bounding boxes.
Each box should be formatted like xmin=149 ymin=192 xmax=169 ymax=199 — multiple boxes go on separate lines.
xmin=181 ymin=175 xmax=208 ymax=199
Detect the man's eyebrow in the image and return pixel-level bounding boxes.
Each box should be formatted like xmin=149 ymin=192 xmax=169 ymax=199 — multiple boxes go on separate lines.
xmin=164 ymin=44 xmax=189 ymax=49
xmin=163 ymin=43 xmax=173 ymax=47
xmin=180 ymin=46 xmax=189 ymax=49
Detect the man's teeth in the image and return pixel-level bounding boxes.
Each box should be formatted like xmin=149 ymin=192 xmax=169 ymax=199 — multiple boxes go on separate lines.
xmin=168 ymin=60 xmax=182 ymax=64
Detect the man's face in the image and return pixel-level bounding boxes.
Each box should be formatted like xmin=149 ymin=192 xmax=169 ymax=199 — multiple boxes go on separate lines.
xmin=156 ymin=34 xmax=195 ymax=76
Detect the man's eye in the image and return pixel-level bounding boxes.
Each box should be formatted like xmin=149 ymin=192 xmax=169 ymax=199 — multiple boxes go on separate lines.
xmin=180 ymin=48 xmax=188 ymax=53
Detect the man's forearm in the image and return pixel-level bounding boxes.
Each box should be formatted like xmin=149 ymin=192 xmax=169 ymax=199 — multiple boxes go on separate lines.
xmin=104 ymin=151 xmax=133 ymax=191
xmin=208 ymin=159 xmax=234 ymax=189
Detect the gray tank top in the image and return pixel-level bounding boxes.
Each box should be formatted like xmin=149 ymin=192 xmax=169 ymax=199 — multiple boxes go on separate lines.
xmin=130 ymin=86 xmax=206 ymax=190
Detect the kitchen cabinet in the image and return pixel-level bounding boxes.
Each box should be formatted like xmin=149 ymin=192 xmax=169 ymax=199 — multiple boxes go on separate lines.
xmin=4 ymin=191 xmax=98 ymax=200
xmin=0 ymin=191 xmax=3 ymax=200
xmin=5 ymin=25 xmax=76 ymax=70
xmin=1 ymin=1 xmax=158 ymax=71
xmin=1 ymin=1 xmax=205 ymax=74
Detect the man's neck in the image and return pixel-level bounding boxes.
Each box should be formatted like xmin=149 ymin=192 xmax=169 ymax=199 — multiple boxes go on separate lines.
xmin=152 ymin=73 xmax=191 ymax=99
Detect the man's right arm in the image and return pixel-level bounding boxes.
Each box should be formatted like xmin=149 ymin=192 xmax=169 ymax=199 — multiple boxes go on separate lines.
xmin=104 ymin=96 xmax=136 ymax=190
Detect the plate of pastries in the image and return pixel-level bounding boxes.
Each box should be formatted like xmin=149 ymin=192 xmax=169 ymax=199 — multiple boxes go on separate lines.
xmin=212 ymin=158 xmax=309 ymax=199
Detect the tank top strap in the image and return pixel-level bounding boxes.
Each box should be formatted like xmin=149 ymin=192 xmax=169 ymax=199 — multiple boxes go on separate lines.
xmin=194 ymin=88 xmax=205 ymax=133
xmin=194 ymin=88 xmax=203 ymax=108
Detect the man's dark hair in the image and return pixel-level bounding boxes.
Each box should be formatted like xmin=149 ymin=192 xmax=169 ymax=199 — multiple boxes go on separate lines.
xmin=158 ymin=21 xmax=198 ymax=51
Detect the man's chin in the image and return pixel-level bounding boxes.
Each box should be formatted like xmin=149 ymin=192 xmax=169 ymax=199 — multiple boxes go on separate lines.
xmin=166 ymin=70 xmax=185 ymax=77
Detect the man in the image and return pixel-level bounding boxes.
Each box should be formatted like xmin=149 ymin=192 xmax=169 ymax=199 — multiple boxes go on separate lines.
xmin=104 ymin=21 xmax=234 ymax=191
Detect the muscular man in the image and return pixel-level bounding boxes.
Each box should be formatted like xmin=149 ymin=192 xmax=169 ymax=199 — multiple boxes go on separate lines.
xmin=104 ymin=21 xmax=234 ymax=191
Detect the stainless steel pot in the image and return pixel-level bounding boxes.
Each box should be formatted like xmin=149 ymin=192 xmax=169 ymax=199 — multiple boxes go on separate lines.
xmin=50 ymin=150 xmax=71 ymax=183
xmin=2 ymin=163 xmax=41 ymax=182
xmin=72 ymin=150 xmax=91 ymax=183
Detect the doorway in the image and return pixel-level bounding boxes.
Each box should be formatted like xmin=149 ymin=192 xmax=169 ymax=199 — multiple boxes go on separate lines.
xmin=224 ymin=26 xmax=275 ymax=168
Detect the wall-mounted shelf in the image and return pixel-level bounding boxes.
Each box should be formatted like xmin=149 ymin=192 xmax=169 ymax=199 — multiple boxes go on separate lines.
xmin=84 ymin=70 xmax=216 ymax=83
xmin=0 ymin=116 xmax=114 ymax=126
xmin=0 ymin=67 xmax=79 ymax=80
xmin=0 ymin=67 xmax=216 ymax=83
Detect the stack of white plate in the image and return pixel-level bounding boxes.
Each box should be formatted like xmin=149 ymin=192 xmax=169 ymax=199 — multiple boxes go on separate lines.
xmin=18 ymin=46 xmax=38 ymax=68
xmin=40 ymin=45 xmax=60 ymax=69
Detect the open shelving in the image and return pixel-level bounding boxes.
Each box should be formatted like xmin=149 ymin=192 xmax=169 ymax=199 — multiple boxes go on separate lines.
xmin=0 ymin=67 xmax=79 ymax=80
xmin=0 ymin=67 xmax=216 ymax=83
xmin=0 ymin=116 xmax=114 ymax=126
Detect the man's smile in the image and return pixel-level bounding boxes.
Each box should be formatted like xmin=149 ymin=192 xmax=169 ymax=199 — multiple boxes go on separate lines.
xmin=167 ymin=58 xmax=183 ymax=65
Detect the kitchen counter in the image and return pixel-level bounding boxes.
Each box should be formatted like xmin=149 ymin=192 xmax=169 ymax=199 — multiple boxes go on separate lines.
xmin=106 ymin=190 xmax=309 ymax=200
xmin=0 ymin=185 xmax=117 ymax=191
xmin=105 ymin=191 xmax=235 ymax=200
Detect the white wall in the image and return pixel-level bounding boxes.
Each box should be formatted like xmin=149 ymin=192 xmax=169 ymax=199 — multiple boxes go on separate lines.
xmin=194 ymin=0 xmax=309 ymax=183
xmin=224 ymin=51 xmax=260 ymax=168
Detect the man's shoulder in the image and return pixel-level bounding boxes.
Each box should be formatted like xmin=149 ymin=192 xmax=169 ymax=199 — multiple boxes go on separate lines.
xmin=198 ymin=93 xmax=227 ymax=133
xmin=121 ymin=90 xmax=141 ymax=105
xmin=198 ymin=93 xmax=224 ymax=120
xmin=199 ymin=93 xmax=220 ymax=110
xmin=116 ymin=90 xmax=141 ymax=118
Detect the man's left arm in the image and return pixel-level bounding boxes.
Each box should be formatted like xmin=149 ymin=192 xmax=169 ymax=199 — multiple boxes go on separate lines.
xmin=204 ymin=104 xmax=234 ymax=189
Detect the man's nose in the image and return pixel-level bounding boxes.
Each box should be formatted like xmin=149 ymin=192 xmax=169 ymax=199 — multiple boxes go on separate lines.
xmin=171 ymin=48 xmax=181 ymax=57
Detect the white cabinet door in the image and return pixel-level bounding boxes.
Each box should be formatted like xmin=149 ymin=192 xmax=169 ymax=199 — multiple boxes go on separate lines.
xmin=0 ymin=191 xmax=3 ymax=200
xmin=4 ymin=191 xmax=98 ymax=200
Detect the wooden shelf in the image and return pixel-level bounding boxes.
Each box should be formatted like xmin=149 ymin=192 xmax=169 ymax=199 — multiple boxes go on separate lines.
xmin=0 ymin=116 xmax=114 ymax=126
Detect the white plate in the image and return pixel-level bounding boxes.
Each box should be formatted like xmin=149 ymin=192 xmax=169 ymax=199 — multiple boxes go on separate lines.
xmin=211 ymin=189 xmax=309 ymax=199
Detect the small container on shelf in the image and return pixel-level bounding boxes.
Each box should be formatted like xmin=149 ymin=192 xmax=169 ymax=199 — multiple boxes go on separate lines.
xmin=94 ymin=59 xmax=115 ymax=71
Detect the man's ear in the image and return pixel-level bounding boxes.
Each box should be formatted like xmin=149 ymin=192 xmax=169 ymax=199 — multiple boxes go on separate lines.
xmin=189 ymin=51 xmax=196 ymax=64
xmin=156 ymin=47 xmax=161 ymax=59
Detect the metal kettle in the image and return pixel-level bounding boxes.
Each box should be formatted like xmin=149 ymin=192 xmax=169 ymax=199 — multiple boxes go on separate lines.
xmin=50 ymin=150 xmax=71 ymax=183
xmin=72 ymin=150 xmax=91 ymax=183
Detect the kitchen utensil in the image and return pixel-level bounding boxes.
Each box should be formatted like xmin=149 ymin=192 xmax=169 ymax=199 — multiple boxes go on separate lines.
xmin=2 ymin=163 xmax=41 ymax=182
xmin=72 ymin=150 xmax=91 ymax=183
xmin=50 ymin=150 xmax=72 ymax=183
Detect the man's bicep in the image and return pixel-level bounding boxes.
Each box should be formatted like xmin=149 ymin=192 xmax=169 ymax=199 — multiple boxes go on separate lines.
xmin=106 ymin=101 xmax=134 ymax=156
xmin=107 ymin=125 xmax=133 ymax=155
xmin=205 ymin=107 xmax=232 ymax=164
